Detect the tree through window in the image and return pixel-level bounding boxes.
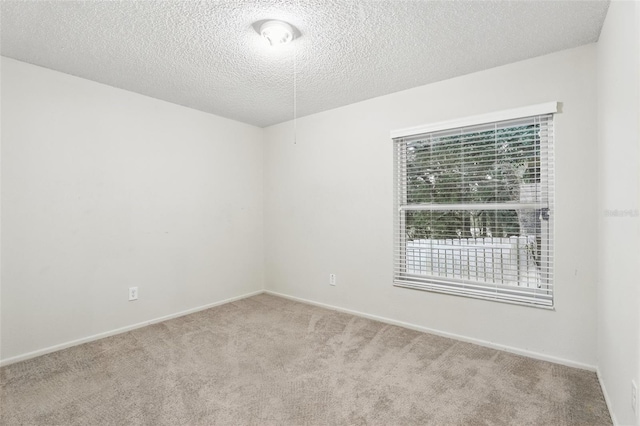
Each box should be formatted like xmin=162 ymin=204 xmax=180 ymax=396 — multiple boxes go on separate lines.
xmin=393 ymin=109 xmax=555 ymax=307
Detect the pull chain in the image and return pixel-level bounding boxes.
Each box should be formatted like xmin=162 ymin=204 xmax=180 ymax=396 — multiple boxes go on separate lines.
xmin=293 ymin=38 xmax=297 ymax=145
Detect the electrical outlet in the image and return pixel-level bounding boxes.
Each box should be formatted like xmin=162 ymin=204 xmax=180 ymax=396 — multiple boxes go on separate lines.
xmin=329 ymin=273 xmax=336 ymax=286
xmin=632 ymin=380 xmax=638 ymax=415
xmin=129 ymin=287 xmax=138 ymax=301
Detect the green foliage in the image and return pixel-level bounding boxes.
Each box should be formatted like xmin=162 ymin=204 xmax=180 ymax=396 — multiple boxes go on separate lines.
xmin=405 ymin=124 xmax=540 ymax=240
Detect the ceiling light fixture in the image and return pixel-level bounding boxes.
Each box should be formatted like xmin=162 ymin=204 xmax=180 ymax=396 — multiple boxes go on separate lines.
xmin=260 ymin=20 xmax=294 ymax=47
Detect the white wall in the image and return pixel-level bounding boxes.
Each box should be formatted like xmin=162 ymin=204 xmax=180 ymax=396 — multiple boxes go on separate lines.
xmin=264 ymin=44 xmax=599 ymax=368
xmin=597 ymin=1 xmax=640 ymax=424
xmin=1 ymin=58 xmax=264 ymax=362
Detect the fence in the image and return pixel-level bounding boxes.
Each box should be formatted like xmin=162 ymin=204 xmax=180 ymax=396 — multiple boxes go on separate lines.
xmin=406 ymin=236 xmax=541 ymax=288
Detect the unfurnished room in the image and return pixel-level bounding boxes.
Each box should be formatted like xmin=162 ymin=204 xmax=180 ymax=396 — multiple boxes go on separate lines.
xmin=1 ymin=1 xmax=639 ymax=425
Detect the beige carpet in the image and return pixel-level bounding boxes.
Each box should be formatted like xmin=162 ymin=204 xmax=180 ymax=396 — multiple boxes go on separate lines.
xmin=1 ymin=294 xmax=611 ymax=425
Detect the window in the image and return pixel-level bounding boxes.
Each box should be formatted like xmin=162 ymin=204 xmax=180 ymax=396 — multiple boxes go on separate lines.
xmin=392 ymin=103 xmax=556 ymax=308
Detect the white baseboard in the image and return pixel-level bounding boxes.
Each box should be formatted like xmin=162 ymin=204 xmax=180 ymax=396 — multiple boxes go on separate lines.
xmin=597 ymin=368 xmax=618 ymax=425
xmin=264 ymin=290 xmax=597 ymax=372
xmin=2 ymin=288 xmax=598 ymax=374
xmin=0 ymin=290 xmax=264 ymax=367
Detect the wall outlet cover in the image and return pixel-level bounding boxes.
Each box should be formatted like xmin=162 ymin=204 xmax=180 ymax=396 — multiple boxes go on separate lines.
xmin=129 ymin=287 xmax=138 ymax=301
xmin=329 ymin=274 xmax=336 ymax=286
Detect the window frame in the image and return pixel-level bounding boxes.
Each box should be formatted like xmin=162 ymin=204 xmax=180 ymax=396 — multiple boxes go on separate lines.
xmin=391 ymin=103 xmax=557 ymax=309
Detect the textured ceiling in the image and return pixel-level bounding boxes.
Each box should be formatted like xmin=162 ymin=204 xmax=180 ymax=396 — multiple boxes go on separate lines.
xmin=1 ymin=1 xmax=609 ymax=127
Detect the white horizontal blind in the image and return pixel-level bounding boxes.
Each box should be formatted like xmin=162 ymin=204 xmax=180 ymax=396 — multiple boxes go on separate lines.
xmin=393 ymin=114 xmax=554 ymax=307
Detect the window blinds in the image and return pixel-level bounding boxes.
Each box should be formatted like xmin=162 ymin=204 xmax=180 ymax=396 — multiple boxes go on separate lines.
xmin=393 ymin=112 xmax=555 ymax=308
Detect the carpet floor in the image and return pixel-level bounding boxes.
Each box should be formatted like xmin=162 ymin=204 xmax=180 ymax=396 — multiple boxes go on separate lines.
xmin=1 ymin=294 xmax=611 ymax=425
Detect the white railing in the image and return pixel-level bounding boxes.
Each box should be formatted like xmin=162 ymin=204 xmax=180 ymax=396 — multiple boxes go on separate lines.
xmin=406 ymin=236 xmax=541 ymax=288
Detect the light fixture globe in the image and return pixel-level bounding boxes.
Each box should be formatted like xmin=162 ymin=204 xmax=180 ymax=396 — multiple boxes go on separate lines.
xmin=260 ymin=20 xmax=294 ymax=46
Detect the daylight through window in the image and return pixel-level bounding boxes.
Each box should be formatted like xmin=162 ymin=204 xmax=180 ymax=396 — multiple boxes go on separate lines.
xmin=393 ymin=106 xmax=555 ymax=307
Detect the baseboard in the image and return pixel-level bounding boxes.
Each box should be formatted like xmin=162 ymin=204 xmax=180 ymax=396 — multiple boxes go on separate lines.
xmin=0 ymin=290 xmax=264 ymax=367
xmin=597 ymin=368 xmax=618 ymax=425
xmin=3 ymin=288 xmax=598 ymax=373
xmin=264 ymin=290 xmax=597 ymax=372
